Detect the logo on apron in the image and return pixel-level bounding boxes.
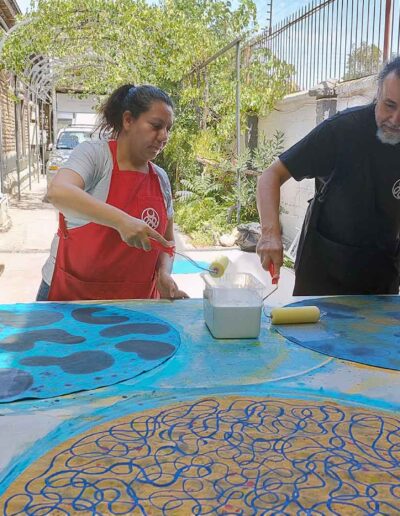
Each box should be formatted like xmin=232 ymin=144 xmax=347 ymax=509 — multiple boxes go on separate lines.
xmin=142 ymin=208 xmax=160 ymax=229
xmin=393 ymin=179 xmax=400 ymax=200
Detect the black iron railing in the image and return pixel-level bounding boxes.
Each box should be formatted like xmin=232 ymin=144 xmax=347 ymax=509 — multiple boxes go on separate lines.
xmin=248 ymin=0 xmax=399 ymax=92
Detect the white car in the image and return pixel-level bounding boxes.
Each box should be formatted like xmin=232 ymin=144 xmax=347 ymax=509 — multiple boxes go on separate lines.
xmin=46 ymin=125 xmax=97 ymax=186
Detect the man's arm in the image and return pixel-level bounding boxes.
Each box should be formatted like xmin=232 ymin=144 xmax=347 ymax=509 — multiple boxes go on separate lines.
xmin=256 ymin=159 xmax=292 ymax=281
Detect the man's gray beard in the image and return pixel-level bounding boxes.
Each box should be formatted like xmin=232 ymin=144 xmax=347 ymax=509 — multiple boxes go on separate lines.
xmin=376 ymin=127 xmax=400 ymax=145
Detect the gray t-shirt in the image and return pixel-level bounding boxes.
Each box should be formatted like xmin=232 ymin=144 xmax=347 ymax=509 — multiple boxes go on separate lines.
xmin=42 ymin=139 xmax=174 ymax=285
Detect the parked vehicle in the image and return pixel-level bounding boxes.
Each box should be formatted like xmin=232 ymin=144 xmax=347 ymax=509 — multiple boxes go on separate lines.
xmin=46 ymin=125 xmax=97 ymax=186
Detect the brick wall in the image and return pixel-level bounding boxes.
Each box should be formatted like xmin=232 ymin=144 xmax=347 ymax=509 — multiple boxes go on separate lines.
xmin=0 ymin=70 xmax=44 ymax=195
xmin=0 ymin=70 xmax=16 ymax=156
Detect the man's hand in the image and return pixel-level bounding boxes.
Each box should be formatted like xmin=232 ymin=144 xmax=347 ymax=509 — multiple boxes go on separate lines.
xmin=256 ymin=232 xmax=283 ymax=282
xmin=256 ymin=160 xmax=291 ymax=283
xmin=157 ymin=271 xmax=189 ymax=300
xmin=117 ymin=216 xmax=173 ymax=251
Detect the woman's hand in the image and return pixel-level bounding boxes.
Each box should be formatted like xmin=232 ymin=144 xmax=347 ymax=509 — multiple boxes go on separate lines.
xmin=117 ymin=215 xmax=173 ymax=251
xmin=157 ymin=271 xmax=189 ymax=299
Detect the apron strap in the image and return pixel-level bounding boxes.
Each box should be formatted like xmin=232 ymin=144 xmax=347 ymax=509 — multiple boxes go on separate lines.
xmin=108 ymin=139 xmax=151 ymax=208
xmin=58 ymin=212 xmax=68 ymax=239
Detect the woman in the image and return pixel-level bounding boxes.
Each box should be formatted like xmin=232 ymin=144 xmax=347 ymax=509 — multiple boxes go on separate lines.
xmin=37 ymin=84 xmax=188 ymax=301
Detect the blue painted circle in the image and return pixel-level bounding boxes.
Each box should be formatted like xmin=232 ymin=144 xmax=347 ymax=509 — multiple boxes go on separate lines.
xmin=0 ymin=303 xmax=180 ymax=401
xmin=275 ymin=296 xmax=400 ymax=370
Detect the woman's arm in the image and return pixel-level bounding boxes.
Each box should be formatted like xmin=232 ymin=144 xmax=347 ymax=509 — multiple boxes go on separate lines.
xmin=48 ymin=168 xmax=172 ymax=251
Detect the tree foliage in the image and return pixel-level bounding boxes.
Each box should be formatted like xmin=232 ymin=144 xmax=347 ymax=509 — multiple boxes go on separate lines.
xmin=343 ymin=42 xmax=381 ymax=81
xmin=2 ymin=0 xmax=291 ymax=169
xmin=1 ymin=0 xmax=294 ymax=245
xmin=175 ymin=130 xmax=285 ymax=245
xmin=2 ymin=0 xmax=257 ymax=91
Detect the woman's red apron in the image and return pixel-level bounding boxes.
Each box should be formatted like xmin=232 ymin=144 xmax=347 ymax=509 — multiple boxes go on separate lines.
xmin=48 ymin=140 xmax=168 ymax=301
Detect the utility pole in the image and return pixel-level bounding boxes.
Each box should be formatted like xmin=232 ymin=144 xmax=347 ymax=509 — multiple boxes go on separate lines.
xmin=383 ymin=0 xmax=393 ymax=62
xmin=266 ymin=0 xmax=273 ymax=35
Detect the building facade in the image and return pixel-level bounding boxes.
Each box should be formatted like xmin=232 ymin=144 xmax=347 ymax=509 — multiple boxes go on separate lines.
xmin=0 ymin=1 xmax=50 ymax=231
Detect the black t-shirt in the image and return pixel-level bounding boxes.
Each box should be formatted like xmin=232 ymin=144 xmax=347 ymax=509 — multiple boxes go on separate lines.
xmin=280 ymin=104 xmax=400 ymax=253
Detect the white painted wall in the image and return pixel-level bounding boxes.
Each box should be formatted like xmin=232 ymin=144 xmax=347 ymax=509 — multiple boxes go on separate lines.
xmin=57 ymin=93 xmax=99 ymax=114
xmin=258 ymin=75 xmax=377 ymax=248
xmin=336 ymin=75 xmax=376 ymax=111
xmin=55 ymin=93 xmax=101 ymax=130
xmin=259 ymin=91 xmax=316 ymax=245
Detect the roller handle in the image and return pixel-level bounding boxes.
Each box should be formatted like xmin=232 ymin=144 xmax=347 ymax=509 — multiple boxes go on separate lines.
xmin=149 ymin=238 xmax=175 ymax=257
xmin=269 ymin=263 xmax=279 ymax=285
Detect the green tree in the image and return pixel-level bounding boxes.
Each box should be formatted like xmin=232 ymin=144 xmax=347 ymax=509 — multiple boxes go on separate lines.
xmin=1 ymin=0 xmax=293 ymax=245
xmin=343 ymin=42 xmax=381 ymax=81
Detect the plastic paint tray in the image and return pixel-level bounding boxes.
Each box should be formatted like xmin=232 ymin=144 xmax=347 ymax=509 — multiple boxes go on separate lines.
xmin=201 ymin=273 xmax=265 ymax=339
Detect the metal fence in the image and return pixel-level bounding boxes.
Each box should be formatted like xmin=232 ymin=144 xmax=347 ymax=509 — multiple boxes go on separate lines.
xmin=249 ymin=0 xmax=400 ymax=92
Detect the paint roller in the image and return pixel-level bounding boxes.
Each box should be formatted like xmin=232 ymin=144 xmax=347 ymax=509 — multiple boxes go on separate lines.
xmin=208 ymin=255 xmax=230 ymax=278
xmin=265 ymin=262 xmax=320 ymax=325
xmin=150 ymin=240 xmax=230 ymax=277
xmin=270 ymin=306 xmax=320 ymax=324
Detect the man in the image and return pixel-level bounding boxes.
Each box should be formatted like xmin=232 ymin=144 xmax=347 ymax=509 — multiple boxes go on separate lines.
xmin=256 ymin=57 xmax=400 ymax=295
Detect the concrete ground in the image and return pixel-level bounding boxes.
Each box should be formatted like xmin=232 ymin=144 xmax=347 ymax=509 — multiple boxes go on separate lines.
xmin=0 ymin=177 xmax=58 ymax=303
xmin=0 ymin=177 xmax=295 ymax=305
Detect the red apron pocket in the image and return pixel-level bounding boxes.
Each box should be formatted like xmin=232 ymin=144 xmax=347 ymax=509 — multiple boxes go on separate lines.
xmin=49 ymin=268 xmax=156 ymax=301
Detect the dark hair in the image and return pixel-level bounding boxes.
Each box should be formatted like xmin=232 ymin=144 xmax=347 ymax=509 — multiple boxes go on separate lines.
xmin=98 ymin=84 xmax=174 ymax=137
xmin=378 ymin=56 xmax=400 ymax=91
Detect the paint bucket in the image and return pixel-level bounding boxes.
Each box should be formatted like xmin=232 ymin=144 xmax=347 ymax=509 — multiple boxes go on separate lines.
xmin=201 ymin=273 xmax=266 ymax=339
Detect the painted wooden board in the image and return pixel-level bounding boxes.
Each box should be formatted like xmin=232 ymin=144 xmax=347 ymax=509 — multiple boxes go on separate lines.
xmin=1 ymin=396 xmax=399 ymax=514
xmin=0 ymin=303 xmax=180 ymax=401
xmin=274 ymin=296 xmax=400 ymax=370
xmin=0 ymin=298 xmax=399 ymax=515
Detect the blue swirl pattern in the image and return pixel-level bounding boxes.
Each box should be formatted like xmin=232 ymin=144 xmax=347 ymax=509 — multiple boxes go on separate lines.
xmin=2 ymin=397 xmax=399 ymax=514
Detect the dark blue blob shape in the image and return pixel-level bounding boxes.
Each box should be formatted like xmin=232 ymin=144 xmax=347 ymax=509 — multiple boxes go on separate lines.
xmin=387 ymin=312 xmax=400 ymax=321
xmin=20 ymin=351 xmax=114 ymax=374
xmin=0 ymin=329 xmax=85 ymax=352
xmin=71 ymin=307 xmax=129 ymax=325
xmin=100 ymin=323 xmax=170 ymax=337
xmin=116 ymin=340 xmax=175 ymax=359
xmin=0 ymin=368 xmax=34 ymax=400
xmin=0 ymin=310 xmax=63 ymax=328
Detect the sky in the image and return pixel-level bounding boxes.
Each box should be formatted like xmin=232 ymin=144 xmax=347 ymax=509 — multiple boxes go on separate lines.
xmin=16 ymin=0 xmax=307 ymax=28
xmin=234 ymin=0 xmax=306 ymax=29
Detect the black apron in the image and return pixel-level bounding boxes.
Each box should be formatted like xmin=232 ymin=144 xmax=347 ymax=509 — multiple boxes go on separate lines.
xmin=293 ymin=156 xmax=400 ymax=296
